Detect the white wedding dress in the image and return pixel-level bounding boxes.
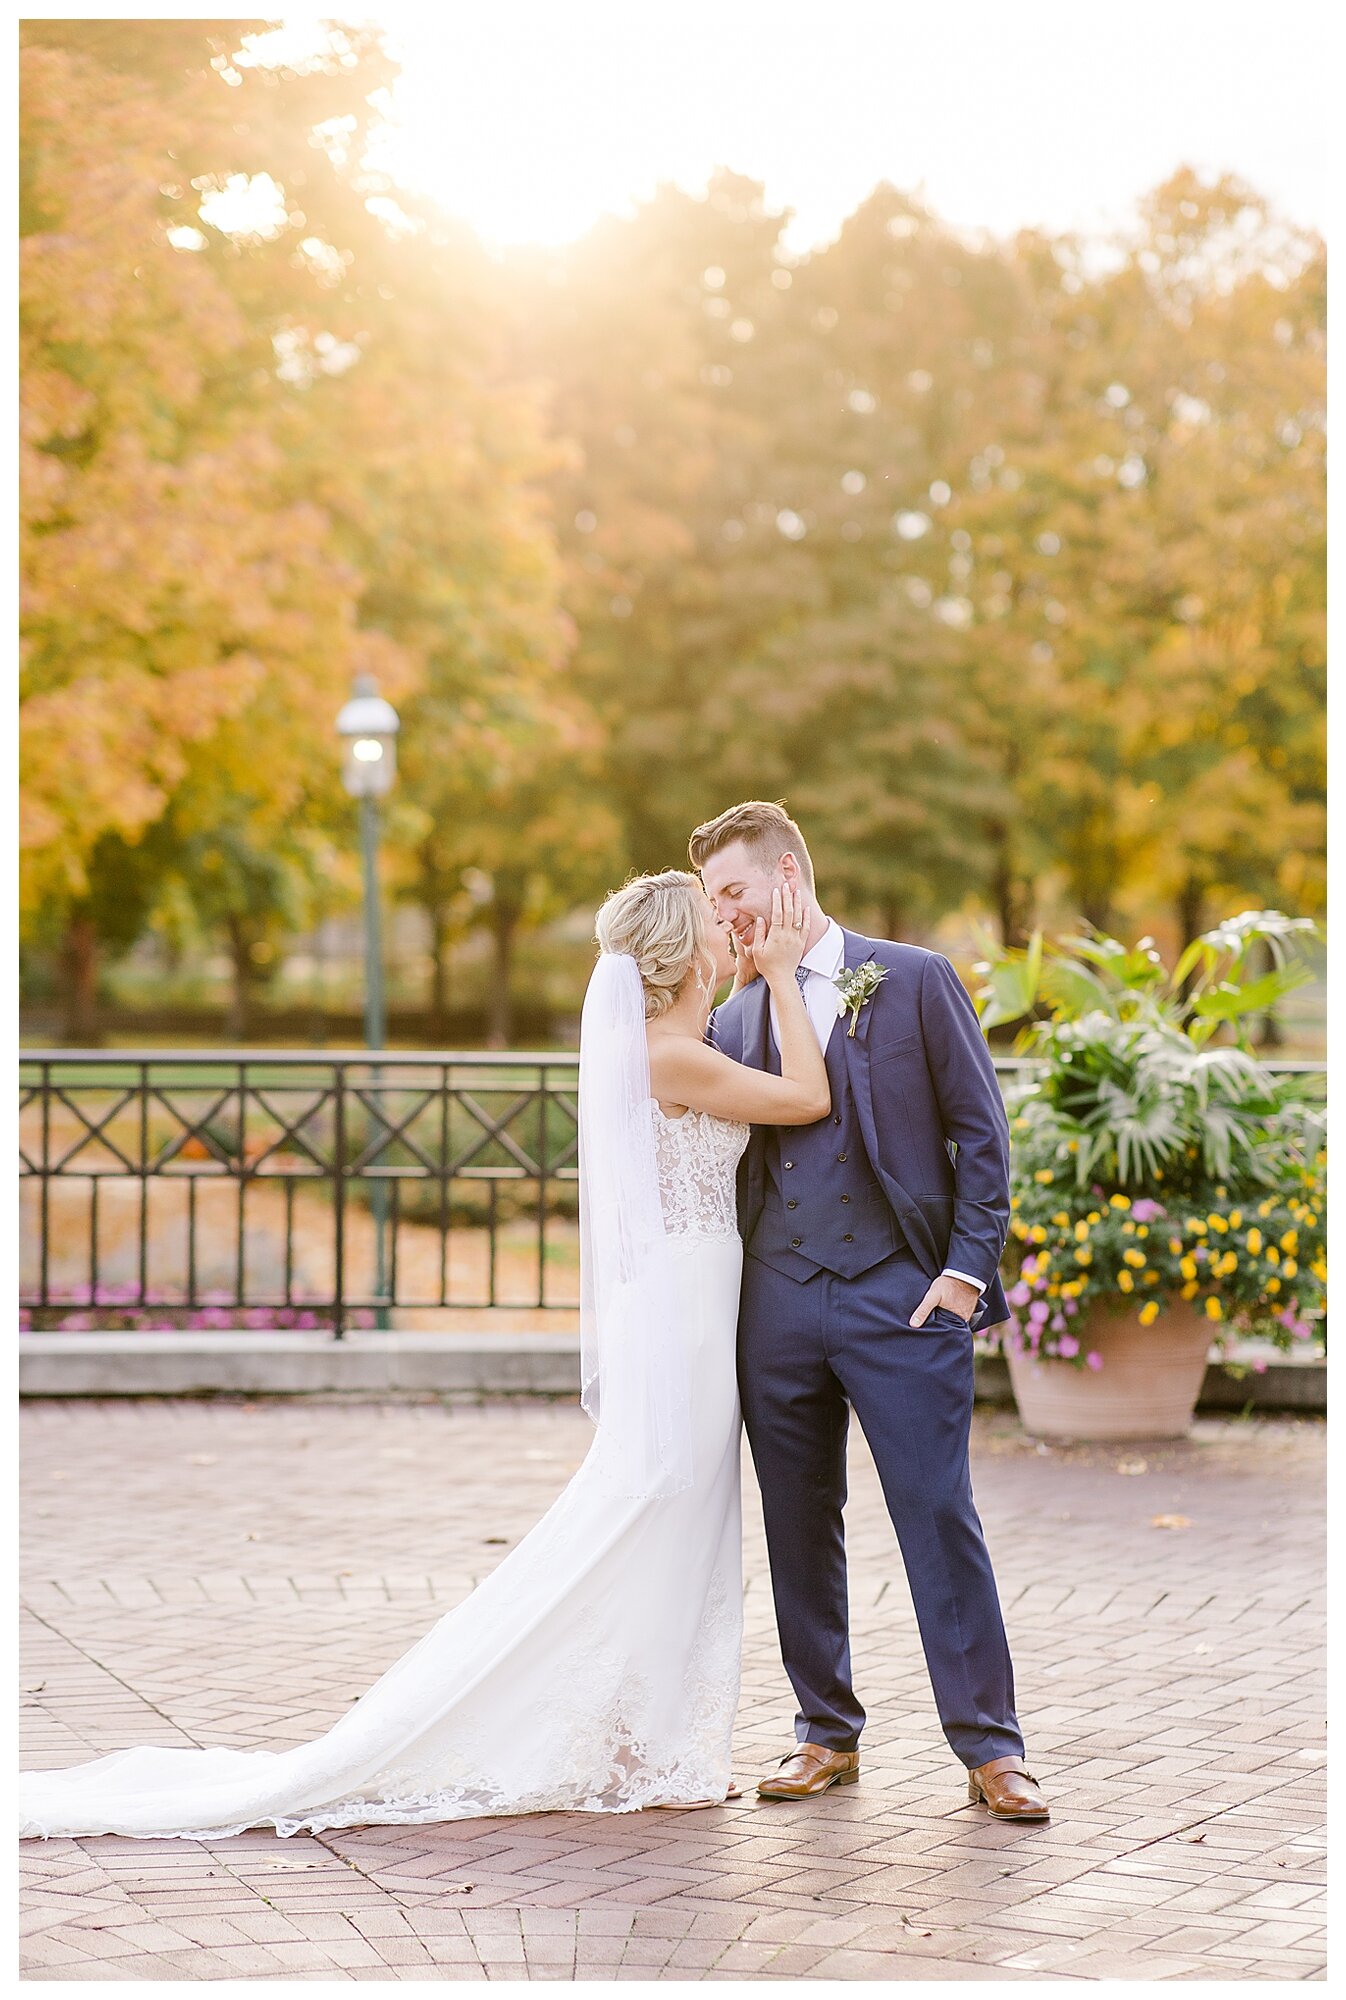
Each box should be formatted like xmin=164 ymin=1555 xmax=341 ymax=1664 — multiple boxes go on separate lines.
xmin=19 ymin=1104 xmax=749 ymax=1841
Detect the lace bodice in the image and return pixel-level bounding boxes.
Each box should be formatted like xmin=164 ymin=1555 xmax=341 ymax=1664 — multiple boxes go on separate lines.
xmin=650 ymin=1102 xmax=749 ymax=1241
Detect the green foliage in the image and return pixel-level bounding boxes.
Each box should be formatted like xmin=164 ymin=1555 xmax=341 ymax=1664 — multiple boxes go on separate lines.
xmin=19 ymin=20 xmax=1326 ymax=1037
xmin=973 ymin=911 xmax=1326 ymax=1362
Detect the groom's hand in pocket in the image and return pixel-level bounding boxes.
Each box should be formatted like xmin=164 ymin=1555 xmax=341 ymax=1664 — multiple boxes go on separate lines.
xmin=910 ymin=1274 xmax=980 ymax=1327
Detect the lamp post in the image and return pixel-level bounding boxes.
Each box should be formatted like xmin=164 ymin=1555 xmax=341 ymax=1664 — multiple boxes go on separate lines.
xmin=336 ymin=674 xmax=400 ymax=1329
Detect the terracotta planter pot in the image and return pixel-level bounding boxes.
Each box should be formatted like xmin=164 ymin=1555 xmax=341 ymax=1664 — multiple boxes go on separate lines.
xmin=1004 ymin=1295 xmax=1216 ymax=1440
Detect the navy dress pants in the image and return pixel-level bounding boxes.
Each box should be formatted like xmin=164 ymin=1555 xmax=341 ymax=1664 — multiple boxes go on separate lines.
xmin=738 ymin=1246 xmax=1024 ymax=1768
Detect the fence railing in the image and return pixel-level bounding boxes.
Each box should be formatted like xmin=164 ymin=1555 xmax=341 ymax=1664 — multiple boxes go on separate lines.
xmin=19 ymin=1050 xmax=1326 ymax=1337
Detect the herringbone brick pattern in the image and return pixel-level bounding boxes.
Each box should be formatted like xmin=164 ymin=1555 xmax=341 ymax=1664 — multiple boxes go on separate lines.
xmin=20 ymin=1397 xmax=1325 ymax=1980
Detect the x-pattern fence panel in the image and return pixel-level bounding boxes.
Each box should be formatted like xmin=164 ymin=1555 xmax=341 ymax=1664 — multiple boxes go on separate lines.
xmin=18 ymin=1050 xmax=1324 ymax=1338
xmin=19 ymin=1054 xmax=580 ymax=1336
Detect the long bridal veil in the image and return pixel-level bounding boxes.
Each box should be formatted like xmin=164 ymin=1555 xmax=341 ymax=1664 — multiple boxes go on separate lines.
xmin=577 ymin=950 xmax=693 ymax=1498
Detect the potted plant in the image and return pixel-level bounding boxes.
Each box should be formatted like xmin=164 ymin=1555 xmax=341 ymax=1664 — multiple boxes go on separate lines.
xmin=974 ymin=912 xmax=1326 ymax=1439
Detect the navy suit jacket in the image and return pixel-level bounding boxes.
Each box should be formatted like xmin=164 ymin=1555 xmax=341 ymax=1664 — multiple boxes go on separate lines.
xmin=709 ymin=928 xmax=1012 ymax=1330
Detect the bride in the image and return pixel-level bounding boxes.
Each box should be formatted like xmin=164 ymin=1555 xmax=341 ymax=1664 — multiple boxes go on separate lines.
xmin=19 ymin=872 xmax=827 ymax=1839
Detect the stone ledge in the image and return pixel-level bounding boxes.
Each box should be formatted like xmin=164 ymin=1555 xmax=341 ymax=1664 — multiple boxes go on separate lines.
xmin=18 ymin=1329 xmax=1325 ymax=1410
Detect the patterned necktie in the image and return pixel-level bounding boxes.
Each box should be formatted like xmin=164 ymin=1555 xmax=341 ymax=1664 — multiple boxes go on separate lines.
xmin=795 ymin=964 xmax=810 ymax=999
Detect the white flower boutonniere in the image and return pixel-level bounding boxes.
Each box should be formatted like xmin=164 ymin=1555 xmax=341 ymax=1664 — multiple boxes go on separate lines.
xmin=832 ymin=959 xmax=888 ymax=1037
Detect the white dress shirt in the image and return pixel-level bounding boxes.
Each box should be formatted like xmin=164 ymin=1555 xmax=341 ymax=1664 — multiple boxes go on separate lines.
xmin=768 ymin=914 xmax=985 ymax=1301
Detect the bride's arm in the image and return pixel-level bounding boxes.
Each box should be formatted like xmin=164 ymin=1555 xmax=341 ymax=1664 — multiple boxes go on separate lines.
xmin=652 ymin=887 xmax=830 ymax=1126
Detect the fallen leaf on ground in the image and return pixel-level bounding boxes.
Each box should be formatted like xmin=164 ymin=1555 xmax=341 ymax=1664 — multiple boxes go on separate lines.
xmin=901 ymin=1916 xmax=934 ymax=1936
xmin=1150 ymin=1514 xmax=1192 ymax=1529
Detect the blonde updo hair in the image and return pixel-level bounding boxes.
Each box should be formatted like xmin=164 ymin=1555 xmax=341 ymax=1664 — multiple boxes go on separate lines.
xmin=594 ymin=870 xmax=713 ymax=1020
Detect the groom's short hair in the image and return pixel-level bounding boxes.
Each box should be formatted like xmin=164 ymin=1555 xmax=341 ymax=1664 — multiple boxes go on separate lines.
xmin=688 ymin=800 xmax=815 ymax=893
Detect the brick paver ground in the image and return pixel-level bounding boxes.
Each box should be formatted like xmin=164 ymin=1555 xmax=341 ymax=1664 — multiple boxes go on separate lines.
xmin=20 ymin=1397 xmax=1325 ymax=1981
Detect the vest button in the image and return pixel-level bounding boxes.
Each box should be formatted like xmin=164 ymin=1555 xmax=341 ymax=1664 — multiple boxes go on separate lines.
xmin=833 ymin=1115 xmax=842 ymax=1126
xmin=840 ymin=1194 xmax=850 ymax=1204
xmin=843 ymin=1233 xmax=854 ymax=1243
xmin=783 ymin=1160 xmax=794 ymax=1170
xmin=786 ymin=1199 xmax=798 ymax=1210
xmin=791 ymin=1237 xmax=802 ymax=1248
xmin=837 ymin=1153 xmax=847 ymax=1163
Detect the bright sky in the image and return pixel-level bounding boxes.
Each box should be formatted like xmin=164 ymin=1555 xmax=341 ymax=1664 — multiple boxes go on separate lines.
xmin=339 ymin=0 xmax=1330 ymax=253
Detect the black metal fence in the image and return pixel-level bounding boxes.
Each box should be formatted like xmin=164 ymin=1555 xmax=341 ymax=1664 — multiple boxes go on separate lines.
xmin=19 ymin=1050 xmax=1326 ymax=1337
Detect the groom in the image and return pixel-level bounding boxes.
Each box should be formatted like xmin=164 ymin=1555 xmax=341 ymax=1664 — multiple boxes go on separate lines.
xmin=692 ymin=800 xmax=1048 ymax=1820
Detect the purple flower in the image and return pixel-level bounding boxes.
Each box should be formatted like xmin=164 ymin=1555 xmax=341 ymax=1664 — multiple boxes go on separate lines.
xmin=1057 ymin=1333 xmax=1080 ymax=1359
xmin=1130 ymin=1199 xmax=1165 ymax=1224
xmin=1085 ymin=1351 xmax=1103 ymax=1371
xmin=1008 ymin=1281 xmax=1032 ymax=1308
xmin=1050 ymin=1314 xmax=1067 ymax=1333
xmin=1028 ymin=1299 xmax=1051 ymax=1326
xmin=1062 ymin=1297 xmax=1079 ymax=1317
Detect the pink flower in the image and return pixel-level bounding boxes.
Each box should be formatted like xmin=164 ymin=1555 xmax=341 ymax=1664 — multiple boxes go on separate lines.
xmin=1085 ymin=1351 xmax=1103 ymax=1371
xmin=1057 ymin=1333 xmax=1080 ymax=1358
xmin=1253 ymin=1358 xmax=1268 ymax=1373
xmin=1062 ymin=1297 xmax=1079 ymax=1317
xmin=1050 ymin=1314 xmax=1067 ymax=1333
xmin=1028 ymin=1300 xmax=1051 ymax=1325
xmin=1130 ymin=1199 xmax=1165 ymax=1224
xmin=1008 ymin=1281 xmax=1032 ymax=1308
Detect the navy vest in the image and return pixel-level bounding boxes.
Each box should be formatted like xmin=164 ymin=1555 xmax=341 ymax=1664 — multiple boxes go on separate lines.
xmin=748 ymin=1019 xmax=902 ymax=1280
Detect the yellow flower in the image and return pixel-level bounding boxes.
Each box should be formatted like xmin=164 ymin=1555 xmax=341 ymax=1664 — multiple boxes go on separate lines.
xmin=1012 ymin=1118 xmax=1028 ymax=1132
xmin=1266 ymin=1277 xmax=1281 ymax=1294
xmin=1280 ymin=1230 xmax=1298 ymax=1253
xmin=1030 ymin=1225 xmax=1048 ymax=1244
xmin=1074 ymin=1219 xmax=1090 ymax=1242
xmin=1087 ymin=1211 xmax=1102 ymax=1225
xmin=1074 ymin=1247 xmax=1093 ymax=1266
xmin=1138 ymin=1300 xmax=1160 ymax=1325
xmin=1117 ymin=1269 xmax=1134 ymax=1292
xmin=1142 ymin=1269 xmax=1160 ymax=1285
xmin=1179 ymin=1254 xmax=1198 ymax=1281
xmin=1245 ymin=1229 xmax=1262 ymax=1255
xmin=1180 ymin=1281 xmax=1199 ymax=1300
xmin=1051 ymin=1211 xmax=1070 ymax=1227
xmin=1283 ymin=1257 xmax=1298 ymax=1279
xmin=1110 ymin=1194 xmax=1131 ymax=1210
xmin=1258 ymin=1200 xmax=1274 ymax=1218
xmin=1187 ymin=1218 xmax=1208 ymax=1236
xmin=1208 ymin=1213 xmax=1228 ymax=1234
xmin=1009 ymin=1194 xmax=1021 ymax=1210
xmin=1011 ymin=1218 xmax=1029 ymax=1240
xmin=1168 ymin=1237 xmax=1183 ymax=1255
xmin=1228 ymin=1209 xmax=1243 ymax=1229
xmin=1304 ymin=1210 xmax=1318 ymax=1227
xmin=1121 ymin=1221 xmax=1136 ymax=1235
xmin=1066 ymin=1139 xmax=1079 ymax=1153
xmin=1136 ymin=1225 xmax=1149 ymax=1238
xmin=1216 ymin=1251 xmax=1238 ymax=1277
xmin=1311 ymin=1258 xmax=1327 ymax=1282
xmin=1033 ymin=1169 xmax=1055 ymax=1184
xmin=1061 ymin=1278 xmax=1084 ymax=1298
xmin=1123 ymin=1248 xmax=1146 ymax=1268
xmin=1205 ymin=1296 xmax=1223 ymax=1321
xmin=1265 ymin=1245 xmax=1280 ymax=1266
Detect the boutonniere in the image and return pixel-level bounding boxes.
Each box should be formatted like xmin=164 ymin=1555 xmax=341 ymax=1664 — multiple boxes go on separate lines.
xmin=832 ymin=959 xmax=888 ymax=1037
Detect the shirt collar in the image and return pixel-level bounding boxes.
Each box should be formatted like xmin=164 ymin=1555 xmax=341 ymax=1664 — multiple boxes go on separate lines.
xmin=801 ymin=916 xmax=844 ymax=978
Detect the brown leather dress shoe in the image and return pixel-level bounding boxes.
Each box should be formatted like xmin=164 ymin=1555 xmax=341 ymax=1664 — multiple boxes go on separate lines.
xmin=757 ymin=1743 xmax=860 ymax=1800
xmin=967 ymin=1755 xmax=1050 ymax=1820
